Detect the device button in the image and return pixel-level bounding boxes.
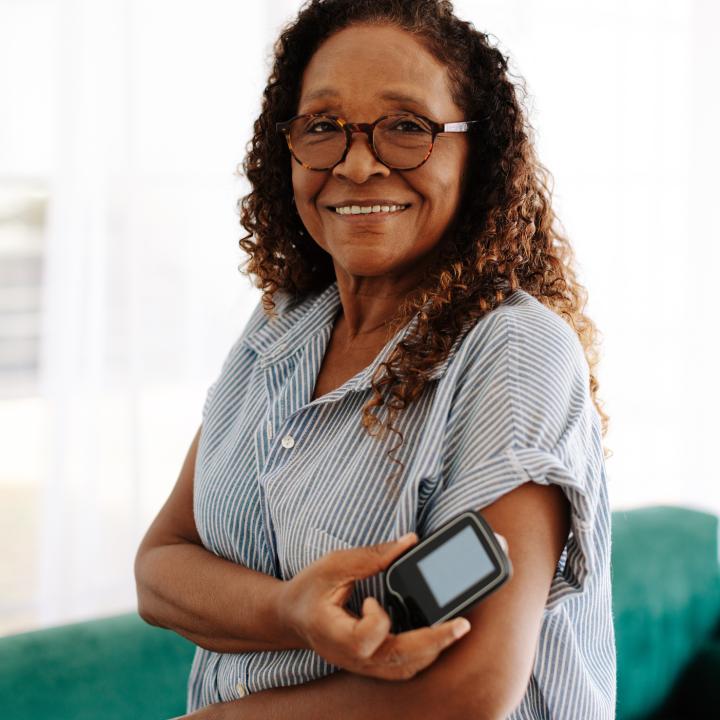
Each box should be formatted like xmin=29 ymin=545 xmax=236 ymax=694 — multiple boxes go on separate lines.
xmin=281 ymin=435 xmax=295 ymax=449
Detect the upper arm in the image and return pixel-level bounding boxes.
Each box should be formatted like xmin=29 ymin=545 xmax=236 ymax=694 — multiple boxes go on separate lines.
xmin=418 ymin=480 xmax=571 ymax=719
xmin=410 ymin=304 xmax=592 ymax=716
xmin=135 ymin=424 xmax=204 ymax=561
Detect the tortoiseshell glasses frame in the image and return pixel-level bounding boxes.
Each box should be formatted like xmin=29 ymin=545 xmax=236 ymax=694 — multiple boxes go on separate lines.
xmin=275 ymin=112 xmax=483 ymax=171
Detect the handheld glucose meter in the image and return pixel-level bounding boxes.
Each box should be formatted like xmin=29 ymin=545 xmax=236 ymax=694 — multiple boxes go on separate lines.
xmin=383 ymin=510 xmax=512 ymax=632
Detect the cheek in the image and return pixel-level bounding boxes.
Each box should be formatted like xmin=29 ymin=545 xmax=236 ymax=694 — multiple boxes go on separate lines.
xmin=291 ymin=165 xmax=324 ymax=199
xmin=290 ymin=170 xmax=330 ymax=244
xmin=418 ymin=173 xmax=463 ymax=218
xmin=418 ymin=147 xmax=467 ymax=210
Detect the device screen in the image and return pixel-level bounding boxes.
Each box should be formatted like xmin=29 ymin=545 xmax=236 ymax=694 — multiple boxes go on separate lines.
xmin=416 ymin=525 xmax=496 ymax=607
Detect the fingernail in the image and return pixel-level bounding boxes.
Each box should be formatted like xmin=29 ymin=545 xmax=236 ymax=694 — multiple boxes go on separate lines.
xmin=453 ymin=618 xmax=471 ymax=638
xmin=397 ymin=532 xmax=416 ymax=542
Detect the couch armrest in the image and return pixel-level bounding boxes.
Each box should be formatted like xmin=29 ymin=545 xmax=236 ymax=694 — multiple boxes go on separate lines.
xmin=612 ymin=506 xmax=720 ymax=720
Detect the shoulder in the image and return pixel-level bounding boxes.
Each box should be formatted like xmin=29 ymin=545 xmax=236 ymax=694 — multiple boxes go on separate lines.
xmin=210 ymin=285 xmax=334 ymax=374
xmin=445 ymin=289 xmax=592 ymax=454
xmin=244 ymin=287 xmax=297 ymax=333
xmin=459 ymin=289 xmax=589 ymax=392
xmin=503 ymin=289 xmax=586 ymax=362
xmin=230 ymin=287 xmax=303 ymax=352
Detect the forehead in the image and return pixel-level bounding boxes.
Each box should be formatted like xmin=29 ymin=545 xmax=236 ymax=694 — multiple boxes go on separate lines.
xmin=298 ymin=23 xmax=458 ymax=116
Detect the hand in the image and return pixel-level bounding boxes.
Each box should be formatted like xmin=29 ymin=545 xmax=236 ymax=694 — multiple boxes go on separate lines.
xmin=280 ymin=532 xmax=472 ymax=681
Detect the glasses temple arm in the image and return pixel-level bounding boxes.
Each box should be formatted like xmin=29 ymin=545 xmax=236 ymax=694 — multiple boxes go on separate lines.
xmin=440 ymin=120 xmax=484 ymax=133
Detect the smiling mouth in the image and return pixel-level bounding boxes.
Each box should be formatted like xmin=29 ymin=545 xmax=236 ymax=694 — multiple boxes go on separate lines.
xmin=327 ymin=204 xmax=412 ymax=219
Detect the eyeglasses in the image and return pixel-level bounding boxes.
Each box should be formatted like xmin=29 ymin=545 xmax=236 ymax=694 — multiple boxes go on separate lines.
xmin=275 ymin=112 xmax=482 ymax=171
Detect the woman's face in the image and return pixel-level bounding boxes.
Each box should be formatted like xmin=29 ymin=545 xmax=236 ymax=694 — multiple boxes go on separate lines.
xmin=290 ymin=23 xmax=470 ymax=282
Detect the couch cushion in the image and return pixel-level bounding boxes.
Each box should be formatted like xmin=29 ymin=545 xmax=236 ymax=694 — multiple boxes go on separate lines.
xmin=0 ymin=612 xmax=195 ymax=720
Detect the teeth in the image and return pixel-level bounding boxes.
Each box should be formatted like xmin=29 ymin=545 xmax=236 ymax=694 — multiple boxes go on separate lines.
xmin=334 ymin=204 xmax=407 ymax=215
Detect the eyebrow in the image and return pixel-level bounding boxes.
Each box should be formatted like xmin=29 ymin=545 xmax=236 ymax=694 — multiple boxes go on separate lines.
xmin=300 ymin=88 xmax=428 ymax=110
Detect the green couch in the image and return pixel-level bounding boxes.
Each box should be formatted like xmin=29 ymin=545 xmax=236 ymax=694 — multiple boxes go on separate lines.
xmin=1 ymin=506 xmax=719 ymax=719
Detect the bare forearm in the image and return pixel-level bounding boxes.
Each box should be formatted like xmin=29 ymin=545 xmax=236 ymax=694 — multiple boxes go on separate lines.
xmin=199 ymin=668 xmax=477 ymax=720
xmin=134 ymin=542 xmax=303 ymax=653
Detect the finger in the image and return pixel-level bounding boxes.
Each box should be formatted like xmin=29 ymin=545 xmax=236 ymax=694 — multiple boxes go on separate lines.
xmin=381 ymin=617 xmax=471 ymax=665
xmin=318 ymin=603 xmax=367 ymax=646
xmin=317 ymin=596 xmax=390 ymax=661
xmin=343 ymin=617 xmax=471 ymax=682
xmin=352 ymin=617 xmax=471 ymax=682
xmin=353 ymin=596 xmax=392 ymax=658
xmin=335 ymin=532 xmax=419 ymax=581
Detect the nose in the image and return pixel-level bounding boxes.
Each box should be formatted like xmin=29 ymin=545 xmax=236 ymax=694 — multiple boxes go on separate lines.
xmin=331 ymin=130 xmax=390 ymax=183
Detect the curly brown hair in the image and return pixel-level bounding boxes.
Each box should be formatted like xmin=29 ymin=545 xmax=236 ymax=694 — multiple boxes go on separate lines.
xmin=236 ymin=0 xmax=612 ymax=485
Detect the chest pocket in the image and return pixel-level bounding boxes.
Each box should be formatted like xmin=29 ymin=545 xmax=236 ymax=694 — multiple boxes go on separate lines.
xmin=279 ymin=525 xmax=354 ymax=579
xmin=307 ymin=526 xmax=354 ymax=554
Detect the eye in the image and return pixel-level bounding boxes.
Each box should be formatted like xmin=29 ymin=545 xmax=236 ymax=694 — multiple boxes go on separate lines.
xmin=305 ymin=118 xmax=341 ymax=134
xmin=388 ymin=116 xmax=430 ymax=133
xmin=396 ymin=120 xmax=423 ymax=131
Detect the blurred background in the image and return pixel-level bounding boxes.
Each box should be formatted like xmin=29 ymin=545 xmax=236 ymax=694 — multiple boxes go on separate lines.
xmin=1 ymin=0 xmax=718 ymax=638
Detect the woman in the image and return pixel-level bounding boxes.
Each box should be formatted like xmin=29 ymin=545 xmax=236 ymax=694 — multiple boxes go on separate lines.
xmin=135 ymin=1 xmax=616 ymax=718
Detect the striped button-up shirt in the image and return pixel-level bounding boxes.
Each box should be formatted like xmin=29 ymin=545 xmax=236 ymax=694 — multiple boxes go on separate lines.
xmin=187 ymin=279 xmax=616 ymax=718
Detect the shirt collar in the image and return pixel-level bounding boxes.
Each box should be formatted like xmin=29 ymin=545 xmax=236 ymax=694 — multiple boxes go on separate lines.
xmin=242 ymin=280 xmax=466 ymax=392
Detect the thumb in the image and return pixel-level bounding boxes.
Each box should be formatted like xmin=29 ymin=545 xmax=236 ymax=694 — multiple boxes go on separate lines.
xmin=342 ymin=532 xmax=419 ymax=580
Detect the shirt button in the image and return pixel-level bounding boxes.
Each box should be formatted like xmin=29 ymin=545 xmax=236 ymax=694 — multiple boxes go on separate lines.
xmin=281 ymin=434 xmax=295 ymax=449
xmin=235 ymin=681 xmax=246 ymax=697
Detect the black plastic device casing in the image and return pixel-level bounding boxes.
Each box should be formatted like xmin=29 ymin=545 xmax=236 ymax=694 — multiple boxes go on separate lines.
xmin=383 ymin=510 xmax=512 ymax=632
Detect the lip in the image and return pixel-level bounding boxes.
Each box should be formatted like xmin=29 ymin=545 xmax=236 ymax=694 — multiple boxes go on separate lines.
xmin=326 ymin=199 xmax=411 ymax=208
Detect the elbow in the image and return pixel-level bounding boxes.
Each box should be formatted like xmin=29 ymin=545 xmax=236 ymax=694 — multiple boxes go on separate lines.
xmin=135 ymin=588 xmax=158 ymax=627
xmin=133 ymin=551 xmax=158 ymax=626
xmin=136 ymin=601 xmax=158 ymax=627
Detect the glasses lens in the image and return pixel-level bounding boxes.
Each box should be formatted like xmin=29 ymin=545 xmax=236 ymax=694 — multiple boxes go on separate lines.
xmin=286 ymin=113 xmax=433 ymax=169
xmin=375 ymin=114 xmax=433 ymax=169
xmin=288 ymin=115 xmax=346 ymax=169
